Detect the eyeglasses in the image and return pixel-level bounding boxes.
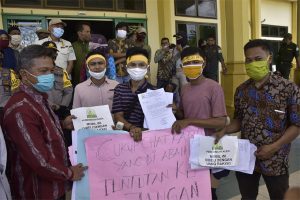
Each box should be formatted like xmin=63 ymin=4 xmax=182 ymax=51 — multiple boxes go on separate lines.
xmin=126 ymin=63 xmax=148 ymax=69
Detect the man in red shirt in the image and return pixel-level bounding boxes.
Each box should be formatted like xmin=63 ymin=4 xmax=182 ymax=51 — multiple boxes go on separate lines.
xmin=2 ymin=45 xmax=87 ymax=199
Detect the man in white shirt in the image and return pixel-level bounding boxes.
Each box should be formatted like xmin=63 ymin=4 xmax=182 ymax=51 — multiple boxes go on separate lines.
xmin=35 ymin=19 xmax=76 ymax=75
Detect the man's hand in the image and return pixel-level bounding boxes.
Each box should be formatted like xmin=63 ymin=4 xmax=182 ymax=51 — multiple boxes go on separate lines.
xmin=214 ymin=128 xmax=226 ymax=144
xmin=222 ymin=65 xmax=227 ymax=74
xmin=129 ymin=126 xmax=142 ymax=142
xmin=171 ymin=120 xmax=190 ymax=134
xmin=62 ymin=115 xmax=77 ymax=130
xmin=167 ymin=103 xmax=177 ymax=113
xmin=255 ymin=144 xmax=279 ymax=160
xmin=70 ymin=163 xmax=88 ymax=181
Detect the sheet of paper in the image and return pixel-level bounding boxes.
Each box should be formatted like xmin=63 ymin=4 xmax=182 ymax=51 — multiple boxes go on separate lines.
xmin=71 ymin=105 xmax=114 ymax=131
xmin=138 ymin=89 xmax=176 ymax=130
xmin=198 ymin=135 xmax=239 ymax=167
xmin=189 ymin=137 xmax=257 ymax=174
xmin=143 ymin=92 xmax=174 ymax=129
xmin=84 ymin=127 xmax=211 ymax=200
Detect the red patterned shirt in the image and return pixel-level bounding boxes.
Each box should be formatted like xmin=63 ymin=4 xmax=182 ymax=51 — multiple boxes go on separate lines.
xmin=3 ymin=84 xmax=72 ymax=199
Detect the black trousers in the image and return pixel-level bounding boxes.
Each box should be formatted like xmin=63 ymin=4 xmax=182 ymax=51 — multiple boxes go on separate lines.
xmin=276 ymin=62 xmax=292 ymax=79
xmin=236 ymin=171 xmax=289 ymax=200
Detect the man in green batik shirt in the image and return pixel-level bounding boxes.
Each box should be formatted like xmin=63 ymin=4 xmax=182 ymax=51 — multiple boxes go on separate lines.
xmin=72 ymin=22 xmax=91 ymax=86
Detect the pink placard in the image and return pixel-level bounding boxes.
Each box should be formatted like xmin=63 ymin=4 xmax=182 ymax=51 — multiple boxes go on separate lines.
xmin=85 ymin=127 xmax=211 ymax=200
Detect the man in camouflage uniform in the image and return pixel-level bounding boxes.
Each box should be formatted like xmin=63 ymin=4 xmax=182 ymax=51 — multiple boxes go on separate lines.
xmin=108 ymin=22 xmax=132 ymax=83
xmin=276 ymin=33 xmax=300 ymax=79
xmin=0 ymin=52 xmax=20 ymax=123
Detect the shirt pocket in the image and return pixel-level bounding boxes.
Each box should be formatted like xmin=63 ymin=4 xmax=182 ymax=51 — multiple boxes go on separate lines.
xmin=265 ymin=103 xmax=287 ymax=132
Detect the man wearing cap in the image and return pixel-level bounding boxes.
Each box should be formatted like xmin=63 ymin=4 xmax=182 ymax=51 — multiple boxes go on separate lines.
xmin=36 ymin=29 xmax=50 ymax=40
xmin=133 ymin=26 xmax=151 ymax=62
xmin=73 ymin=51 xmax=118 ymax=110
xmin=172 ymin=31 xmax=188 ymax=93
xmin=108 ymin=22 xmax=131 ymax=84
xmin=276 ymin=33 xmax=300 ymax=79
xmin=42 ymin=41 xmax=73 ymax=117
xmin=112 ymin=47 xmax=155 ymax=142
xmin=35 ymin=19 xmax=76 ymax=75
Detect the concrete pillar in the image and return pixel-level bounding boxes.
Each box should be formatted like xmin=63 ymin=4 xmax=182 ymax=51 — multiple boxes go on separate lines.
xmin=220 ymin=0 xmax=251 ymax=117
xmin=251 ymin=0 xmax=261 ymax=39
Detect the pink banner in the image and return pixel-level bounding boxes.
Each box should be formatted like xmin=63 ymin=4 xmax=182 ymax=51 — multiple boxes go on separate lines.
xmin=85 ymin=127 xmax=211 ymax=200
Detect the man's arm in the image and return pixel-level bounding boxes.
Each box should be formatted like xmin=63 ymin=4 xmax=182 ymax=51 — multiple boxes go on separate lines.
xmin=256 ymin=125 xmax=299 ymax=160
xmin=114 ymin=112 xmax=142 ymax=142
xmin=154 ymin=49 xmax=165 ymax=63
xmin=172 ymin=116 xmax=227 ymax=134
xmin=66 ymin=60 xmax=74 ymax=75
xmin=295 ymin=56 xmax=300 ymax=69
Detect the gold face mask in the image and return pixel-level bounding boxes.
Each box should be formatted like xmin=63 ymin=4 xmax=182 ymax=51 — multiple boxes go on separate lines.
xmin=245 ymin=58 xmax=270 ymax=81
xmin=183 ymin=64 xmax=203 ymax=80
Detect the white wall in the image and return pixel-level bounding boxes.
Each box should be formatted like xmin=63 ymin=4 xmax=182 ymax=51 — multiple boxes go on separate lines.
xmin=261 ymin=0 xmax=292 ymax=32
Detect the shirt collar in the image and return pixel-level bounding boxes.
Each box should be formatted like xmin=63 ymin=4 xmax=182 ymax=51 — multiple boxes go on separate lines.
xmin=128 ymin=79 xmax=149 ymax=93
xmin=87 ymin=77 xmax=109 ymax=86
xmin=20 ymin=83 xmax=47 ymax=104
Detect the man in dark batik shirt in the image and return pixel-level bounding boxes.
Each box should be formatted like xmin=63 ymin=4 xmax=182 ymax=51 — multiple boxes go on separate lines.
xmin=216 ymin=39 xmax=300 ymax=200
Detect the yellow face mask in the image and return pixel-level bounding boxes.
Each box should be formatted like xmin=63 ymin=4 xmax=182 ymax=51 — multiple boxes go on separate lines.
xmin=183 ymin=64 xmax=203 ymax=80
xmin=245 ymin=58 xmax=270 ymax=81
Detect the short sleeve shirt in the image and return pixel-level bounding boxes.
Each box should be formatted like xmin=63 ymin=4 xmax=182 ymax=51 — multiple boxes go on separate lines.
xmin=35 ymin=37 xmax=76 ymax=70
xmin=108 ymin=39 xmax=130 ymax=77
xmin=112 ymin=81 xmax=155 ymax=128
xmin=278 ymin=42 xmax=300 ymax=63
xmin=234 ymin=74 xmax=300 ymax=176
xmin=180 ymin=78 xmax=227 ymax=135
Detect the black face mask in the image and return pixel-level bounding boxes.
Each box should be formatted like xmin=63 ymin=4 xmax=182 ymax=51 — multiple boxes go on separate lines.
xmin=137 ymin=34 xmax=146 ymax=42
xmin=176 ymin=38 xmax=187 ymax=47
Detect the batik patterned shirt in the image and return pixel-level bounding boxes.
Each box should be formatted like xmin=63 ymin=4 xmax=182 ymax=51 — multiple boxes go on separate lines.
xmin=3 ymin=84 xmax=72 ymax=199
xmin=234 ymin=74 xmax=300 ymax=176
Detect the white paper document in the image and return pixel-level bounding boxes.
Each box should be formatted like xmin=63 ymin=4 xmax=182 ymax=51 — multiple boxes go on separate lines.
xmin=198 ymin=135 xmax=239 ymax=167
xmin=138 ymin=89 xmax=176 ymax=130
xmin=70 ymin=105 xmax=114 ymax=131
xmin=189 ymin=135 xmax=257 ymax=174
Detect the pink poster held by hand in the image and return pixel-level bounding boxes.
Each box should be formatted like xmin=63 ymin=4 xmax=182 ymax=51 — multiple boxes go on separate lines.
xmin=85 ymin=127 xmax=211 ymax=200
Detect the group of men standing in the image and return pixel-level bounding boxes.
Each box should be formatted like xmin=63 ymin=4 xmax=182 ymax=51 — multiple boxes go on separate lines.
xmin=0 ymin=18 xmax=300 ymax=200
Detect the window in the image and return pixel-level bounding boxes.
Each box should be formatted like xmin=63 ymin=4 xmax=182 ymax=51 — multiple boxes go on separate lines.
xmin=83 ymin=0 xmax=114 ymax=10
xmin=176 ymin=21 xmax=217 ymax=47
xmin=117 ymin=0 xmax=145 ymax=12
xmin=261 ymin=25 xmax=288 ymax=38
xmin=3 ymin=0 xmax=42 ymax=6
xmin=175 ymin=0 xmax=217 ymax=18
xmin=1 ymin=0 xmax=146 ymax=12
xmin=46 ymin=0 xmax=80 ymax=8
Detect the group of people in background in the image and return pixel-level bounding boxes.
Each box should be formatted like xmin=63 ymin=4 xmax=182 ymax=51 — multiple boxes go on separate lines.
xmin=0 ymin=18 xmax=300 ymax=200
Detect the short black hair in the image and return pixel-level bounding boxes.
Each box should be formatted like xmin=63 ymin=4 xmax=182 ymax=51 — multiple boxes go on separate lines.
xmin=161 ymin=37 xmax=169 ymax=43
xmin=85 ymin=50 xmax=106 ymax=60
xmin=19 ymin=45 xmax=54 ymax=71
xmin=244 ymin=39 xmax=271 ymax=54
xmin=207 ymin=35 xmax=215 ymax=40
xmin=181 ymin=47 xmax=206 ymax=60
xmin=126 ymin=47 xmax=149 ymax=60
xmin=76 ymin=22 xmax=91 ymax=32
xmin=7 ymin=25 xmax=20 ymax=34
xmin=116 ymin=22 xmax=128 ymax=31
